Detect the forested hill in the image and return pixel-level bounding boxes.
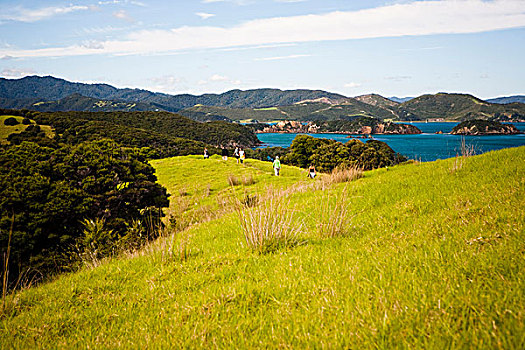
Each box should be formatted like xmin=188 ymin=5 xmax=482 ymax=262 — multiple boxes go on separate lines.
xmin=0 ymin=76 xmax=347 ymax=111
xmin=398 ymin=93 xmax=525 ymax=122
xmin=0 ymin=93 xmax=163 ymax=112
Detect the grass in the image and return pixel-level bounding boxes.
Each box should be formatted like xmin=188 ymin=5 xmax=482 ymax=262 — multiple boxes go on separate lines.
xmin=1 ymin=147 xmax=524 ymax=348
xmin=0 ymin=115 xmax=54 ymax=144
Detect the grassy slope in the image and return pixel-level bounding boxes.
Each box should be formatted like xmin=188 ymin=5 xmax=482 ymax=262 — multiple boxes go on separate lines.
xmin=0 ymin=115 xmax=54 ymax=144
xmin=1 ymin=148 xmax=524 ymax=348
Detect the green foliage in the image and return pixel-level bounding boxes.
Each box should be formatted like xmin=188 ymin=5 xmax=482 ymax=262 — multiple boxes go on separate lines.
xmin=284 ymin=135 xmax=405 ymax=172
xmin=31 ymin=110 xmax=260 ymax=151
xmin=0 ymin=140 xmax=169 ymax=284
xmin=3 ymin=117 xmax=18 ymax=126
xmin=21 ymin=118 xmax=31 ymax=125
xmin=76 ymin=218 xmax=116 ymax=264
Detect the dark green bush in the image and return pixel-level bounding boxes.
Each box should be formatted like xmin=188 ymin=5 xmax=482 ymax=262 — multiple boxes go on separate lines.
xmin=3 ymin=117 xmax=19 ymax=126
xmin=0 ymin=140 xmax=169 ymax=286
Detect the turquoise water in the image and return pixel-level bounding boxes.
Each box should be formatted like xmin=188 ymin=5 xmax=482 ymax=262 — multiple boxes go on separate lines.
xmin=257 ymin=122 xmax=525 ymax=161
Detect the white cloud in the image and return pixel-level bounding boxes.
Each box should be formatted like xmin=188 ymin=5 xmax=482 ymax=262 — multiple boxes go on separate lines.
xmin=148 ymin=75 xmax=184 ymax=93
xmin=199 ymin=74 xmax=241 ymax=86
xmin=2 ymin=0 xmax=525 ymax=57
xmin=196 ymin=12 xmax=216 ymax=20
xmin=385 ymin=75 xmax=412 ymax=81
xmin=0 ymin=5 xmax=92 ymax=22
xmin=344 ymin=82 xmax=361 ymax=88
xmin=113 ymin=9 xmax=135 ymax=22
xmin=254 ymin=54 xmax=311 ymax=61
xmin=209 ymin=74 xmax=228 ymax=81
xmin=1 ymin=68 xmax=36 ymax=78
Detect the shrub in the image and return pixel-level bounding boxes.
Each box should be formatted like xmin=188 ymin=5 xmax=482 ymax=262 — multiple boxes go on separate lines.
xmin=3 ymin=117 xmax=19 ymax=126
xmin=22 ymin=118 xmax=32 ymax=125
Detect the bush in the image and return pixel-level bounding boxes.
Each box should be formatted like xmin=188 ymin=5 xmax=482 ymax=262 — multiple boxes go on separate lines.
xmin=3 ymin=117 xmax=19 ymax=126
xmin=284 ymin=135 xmax=406 ymax=172
xmin=22 ymin=118 xmax=32 ymax=125
xmin=0 ymin=140 xmax=169 ymax=285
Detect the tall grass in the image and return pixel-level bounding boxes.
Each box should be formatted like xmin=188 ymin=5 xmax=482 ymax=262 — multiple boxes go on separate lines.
xmin=322 ymin=166 xmax=363 ymax=187
xmin=234 ymin=187 xmax=303 ymax=254
xmin=315 ymin=185 xmax=355 ymax=238
xmin=1 ymin=213 xmax=14 ymax=312
xmin=451 ymin=137 xmax=476 ymax=172
xmin=227 ymin=174 xmax=256 ymax=186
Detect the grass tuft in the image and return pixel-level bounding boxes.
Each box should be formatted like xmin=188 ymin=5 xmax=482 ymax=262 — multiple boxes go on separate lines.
xmin=322 ymin=166 xmax=363 ymax=186
xmin=316 ymin=185 xmax=355 ymax=238
xmin=234 ymin=187 xmax=303 ymax=254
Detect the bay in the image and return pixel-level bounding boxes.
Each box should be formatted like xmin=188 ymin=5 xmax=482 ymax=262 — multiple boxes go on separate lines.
xmin=257 ymin=122 xmax=525 ymax=162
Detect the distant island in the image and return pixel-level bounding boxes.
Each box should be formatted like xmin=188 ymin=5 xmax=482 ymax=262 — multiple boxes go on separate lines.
xmin=451 ymin=119 xmax=521 ymax=135
xmin=252 ymin=117 xmax=422 ymax=135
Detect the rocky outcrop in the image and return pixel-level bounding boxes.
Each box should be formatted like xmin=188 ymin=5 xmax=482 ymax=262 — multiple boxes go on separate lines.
xmin=451 ymin=120 xmax=521 ymax=135
xmin=256 ymin=120 xmax=320 ymax=133
xmin=255 ymin=119 xmax=422 ymax=134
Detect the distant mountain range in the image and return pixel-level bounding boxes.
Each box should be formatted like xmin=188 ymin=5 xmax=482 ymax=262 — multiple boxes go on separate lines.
xmin=388 ymin=96 xmax=415 ymax=103
xmin=486 ymin=95 xmax=525 ymax=104
xmin=0 ymin=76 xmax=524 ymax=122
xmin=0 ymin=76 xmax=347 ymax=111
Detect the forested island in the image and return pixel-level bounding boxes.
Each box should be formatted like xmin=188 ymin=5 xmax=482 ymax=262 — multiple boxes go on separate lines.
xmin=451 ymin=119 xmax=521 ymax=135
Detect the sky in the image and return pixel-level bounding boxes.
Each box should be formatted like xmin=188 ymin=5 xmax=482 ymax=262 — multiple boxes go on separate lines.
xmin=0 ymin=0 xmax=524 ymax=99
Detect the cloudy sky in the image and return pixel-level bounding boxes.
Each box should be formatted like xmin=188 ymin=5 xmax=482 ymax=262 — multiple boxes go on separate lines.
xmin=0 ymin=0 xmax=524 ymax=98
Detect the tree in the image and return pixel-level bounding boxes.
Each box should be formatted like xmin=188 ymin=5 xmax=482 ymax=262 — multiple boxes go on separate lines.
xmin=0 ymin=140 xmax=169 ymax=285
xmin=3 ymin=117 xmax=19 ymax=126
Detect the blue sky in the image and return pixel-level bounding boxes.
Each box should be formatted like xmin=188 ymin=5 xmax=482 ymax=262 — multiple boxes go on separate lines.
xmin=0 ymin=0 xmax=524 ymax=99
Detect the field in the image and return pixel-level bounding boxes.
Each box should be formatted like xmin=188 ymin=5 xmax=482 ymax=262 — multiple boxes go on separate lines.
xmin=1 ymin=147 xmax=524 ymax=348
xmin=0 ymin=115 xmax=54 ymax=144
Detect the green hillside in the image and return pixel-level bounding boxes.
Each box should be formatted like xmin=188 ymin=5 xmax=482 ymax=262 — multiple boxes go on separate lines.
xmin=179 ymin=99 xmax=399 ymax=123
xmin=0 ymin=115 xmax=53 ymax=144
xmin=398 ymin=93 xmax=525 ymax=121
xmin=30 ymin=93 xmax=164 ymax=112
xmin=1 ymin=147 xmax=524 ymax=348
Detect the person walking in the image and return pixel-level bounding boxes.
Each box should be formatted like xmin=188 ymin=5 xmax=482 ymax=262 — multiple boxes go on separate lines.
xmin=203 ymin=147 xmax=209 ymax=159
xmin=221 ymin=147 xmax=229 ymax=161
xmin=239 ymin=148 xmax=245 ymax=164
xmin=234 ymin=147 xmax=240 ymax=163
xmin=272 ymin=156 xmax=281 ymax=176
xmin=307 ymin=164 xmax=316 ymax=178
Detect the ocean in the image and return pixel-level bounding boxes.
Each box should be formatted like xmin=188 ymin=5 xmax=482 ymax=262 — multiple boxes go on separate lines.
xmin=256 ymin=122 xmax=525 ymax=162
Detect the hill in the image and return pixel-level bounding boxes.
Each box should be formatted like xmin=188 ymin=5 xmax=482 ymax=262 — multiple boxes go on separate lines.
xmin=398 ymin=92 xmax=525 ymax=121
xmin=179 ymin=99 xmax=402 ymax=123
xmin=486 ymin=95 xmax=525 ymax=104
xmin=30 ymin=110 xmax=260 ymax=150
xmin=28 ymin=93 xmax=163 ymax=112
xmin=451 ymin=119 xmax=521 ymax=135
xmin=0 ymin=76 xmax=348 ymax=112
xmin=1 ymin=147 xmax=523 ymax=347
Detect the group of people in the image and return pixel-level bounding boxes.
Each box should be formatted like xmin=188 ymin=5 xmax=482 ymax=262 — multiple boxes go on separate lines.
xmin=203 ymin=147 xmax=316 ymax=179
xmin=204 ymin=146 xmax=246 ymax=164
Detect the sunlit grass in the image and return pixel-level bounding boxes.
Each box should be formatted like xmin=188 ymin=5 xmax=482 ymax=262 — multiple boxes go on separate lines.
xmin=1 ymin=147 xmax=524 ymax=348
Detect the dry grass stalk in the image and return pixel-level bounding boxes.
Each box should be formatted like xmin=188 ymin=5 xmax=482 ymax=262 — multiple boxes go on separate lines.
xmin=451 ymin=137 xmax=476 ymax=172
xmin=316 ymin=185 xmax=354 ymax=238
xmin=235 ymin=187 xmax=302 ymax=254
xmin=227 ymin=174 xmax=256 ymax=187
xmin=323 ymin=166 xmax=363 ymax=186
